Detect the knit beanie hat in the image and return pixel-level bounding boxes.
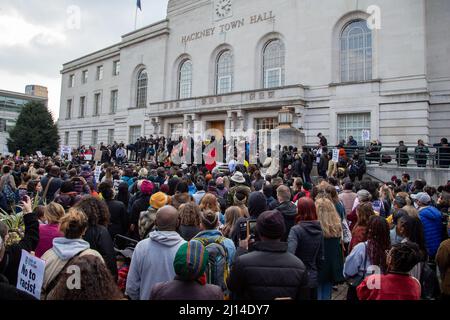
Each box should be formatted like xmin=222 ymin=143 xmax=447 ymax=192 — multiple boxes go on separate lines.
xmin=150 ymin=192 xmax=169 ymax=209
xmin=248 ymin=192 xmax=268 ymax=218
xmin=140 ymin=180 xmax=154 ymax=195
xmin=256 ymin=210 xmax=286 ymax=239
xmin=174 ymin=240 xmax=209 ymax=281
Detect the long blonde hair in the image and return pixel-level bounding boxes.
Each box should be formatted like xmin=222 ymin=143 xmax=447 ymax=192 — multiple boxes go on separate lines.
xmin=222 ymin=206 xmax=241 ymax=237
xmin=316 ymin=198 xmax=342 ymax=238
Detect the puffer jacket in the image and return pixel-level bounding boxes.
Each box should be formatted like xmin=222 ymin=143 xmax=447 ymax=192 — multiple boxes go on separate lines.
xmin=227 ymin=241 xmax=307 ymax=300
xmin=419 ymin=206 xmax=444 ymax=257
xmin=287 ymin=221 xmax=324 ymax=288
xmin=276 ymin=201 xmax=297 ymax=241
xmin=54 ymin=192 xmax=82 ymax=211
xmin=83 ymin=225 xmax=118 ymax=278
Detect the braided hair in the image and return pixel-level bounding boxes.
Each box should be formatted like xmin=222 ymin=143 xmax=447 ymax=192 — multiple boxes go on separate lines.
xmin=366 ymin=215 xmax=391 ymax=273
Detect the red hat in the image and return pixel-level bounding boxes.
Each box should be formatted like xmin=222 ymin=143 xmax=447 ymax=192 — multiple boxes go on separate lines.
xmin=140 ymin=180 xmax=154 ymax=195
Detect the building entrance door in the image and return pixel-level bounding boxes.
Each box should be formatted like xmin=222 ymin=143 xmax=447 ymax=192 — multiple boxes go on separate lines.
xmin=208 ymin=121 xmax=225 ymax=140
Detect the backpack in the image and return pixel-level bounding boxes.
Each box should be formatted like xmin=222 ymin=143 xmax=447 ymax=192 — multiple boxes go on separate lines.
xmin=196 ymin=236 xmax=230 ymax=299
xmin=2 ymin=179 xmax=16 ymax=204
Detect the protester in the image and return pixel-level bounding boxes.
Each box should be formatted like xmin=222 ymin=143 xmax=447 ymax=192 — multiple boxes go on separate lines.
xmin=35 ymin=203 xmax=65 ymax=258
xmin=178 ymin=202 xmax=202 ymax=241
xmin=139 ymin=191 xmax=170 ymax=239
xmin=274 ymin=185 xmax=297 ymax=241
xmin=98 ymin=182 xmax=128 ymax=241
xmin=436 ymin=238 xmax=450 ymax=300
xmin=349 ymin=203 xmax=375 ymax=252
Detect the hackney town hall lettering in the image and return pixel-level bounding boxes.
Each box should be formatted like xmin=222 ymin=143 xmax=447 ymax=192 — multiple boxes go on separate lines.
xmin=181 ymin=11 xmax=276 ymax=44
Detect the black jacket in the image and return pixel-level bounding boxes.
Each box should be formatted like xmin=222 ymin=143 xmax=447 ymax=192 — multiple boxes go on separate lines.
xmin=276 ymin=201 xmax=297 ymax=242
xmin=287 ymin=221 xmax=324 ymax=288
xmin=106 ymin=199 xmax=128 ymax=240
xmin=0 ymin=212 xmax=39 ymax=286
xmin=39 ymin=175 xmax=63 ymax=203
xmin=0 ymin=274 xmax=36 ymax=300
xmin=228 ymin=241 xmax=307 ymax=300
xmin=83 ymin=225 xmax=118 ymax=278
xmin=130 ymin=194 xmax=151 ymax=226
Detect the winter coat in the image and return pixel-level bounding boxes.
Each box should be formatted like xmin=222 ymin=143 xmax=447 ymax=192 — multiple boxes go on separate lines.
xmin=41 ymin=237 xmax=103 ymax=299
xmin=179 ymin=225 xmax=201 ymax=241
xmin=106 ymin=199 xmax=128 ymax=240
xmin=83 ymin=225 xmax=118 ymax=278
xmin=193 ymin=190 xmax=206 ymax=205
xmin=349 ymin=226 xmax=368 ymax=253
xmin=0 ymin=274 xmax=36 ymax=300
xmin=53 ymin=192 xmax=82 ymax=211
xmin=150 ymin=278 xmax=224 ymax=300
xmin=227 ymin=241 xmax=307 ymax=300
xmin=193 ymin=230 xmax=236 ymax=266
xmin=126 ymin=231 xmax=186 ymax=300
xmin=35 ymin=223 xmax=63 ymax=258
xmin=139 ymin=207 xmax=158 ymax=240
xmin=40 ymin=175 xmax=63 ymax=203
xmin=70 ymin=177 xmax=90 ymax=195
xmin=276 ymin=201 xmax=297 ymax=241
xmin=80 ymin=170 xmax=96 ymax=188
xmin=419 ymin=206 xmax=444 ymax=257
xmin=0 ymin=212 xmax=39 ymax=286
xmin=339 ymin=190 xmax=357 ymax=217
xmin=130 ymin=194 xmax=152 ymax=227
xmin=287 ymin=221 xmax=324 ymax=288
xmin=357 ymin=273 xmax=421 ymax=300
xmin=436 ymin=239 xmax=450 ymax=296
xmin=319 ymin=237 xmax=345 ymax=284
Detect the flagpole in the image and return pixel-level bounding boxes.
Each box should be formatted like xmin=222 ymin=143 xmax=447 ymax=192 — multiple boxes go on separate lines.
xmin=134 ymin=5 xmax=138 ymax=30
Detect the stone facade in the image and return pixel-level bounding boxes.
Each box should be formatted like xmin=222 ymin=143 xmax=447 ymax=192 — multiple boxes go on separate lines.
xmin=58 ymin=0 xmax=450 ymax=148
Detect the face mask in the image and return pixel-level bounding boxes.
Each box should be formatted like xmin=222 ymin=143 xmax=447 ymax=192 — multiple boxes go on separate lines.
xmin=414 ymin=202 xmax=419 ymax=209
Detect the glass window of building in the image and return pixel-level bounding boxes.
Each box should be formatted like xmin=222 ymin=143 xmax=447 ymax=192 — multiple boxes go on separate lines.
xmin=96 ymin=65 xmax=104 ymax=80
xmin=178 ymin=60 xmax=193 ymax=99
xmin=94 ymin=93 xmax=101 ymax=116
xmin=0 ymin=119 xmax=7 ymax=132
xmin=255 ymin=118 xmax=278 ymax=132
xmin=77 ymin=131 xmax=83 ymax=147
xmin=136 ymin=69 xmax=148 ymax=109
xmin=108 ymin=129 xmax=115 ymax=145
xmin=91 ymin=130 xmax=98 ymax=146
xmin=340 ymin=20 xmax=372 ymax=82
xmin=79 ymin=96 xmax=86 ymax=118
xmin=64 ymin=132 xmax=69 ymax=146
xmin=216 ymin=51 xmax=233 ymax=95
xmin=263 ymin=40 xmax=285 ymax=89
xmin=113 ymin=61 xmax=120 ymax=76
xmin=169 ymin=123 xmax=184 ymax=140
xmin=69 ymin=74 xmax=75 ymax=88
xmin=129 ymin=126 xmax=141 ymax=143
xmin=110 ymin=90 xmax=118 ymax=114
xmin=66 ymin=99 xmax=72 ymax=120
xmin=337 ymin=113 xmax=371 ymax=146
xmin=82 ymin=70 xmax=88 ymax=84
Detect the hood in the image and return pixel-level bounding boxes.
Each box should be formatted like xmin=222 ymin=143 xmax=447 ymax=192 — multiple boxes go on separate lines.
xmin=80 ymin=171 xmax=92 ymax=179
xmin=52 ymin=237 xmax=90 ymax=261
xmin=278 ymin=201 xmax=297 ymax=217
xmin=149 ymin=231 xmax=184 ymax=247
xmin=299 ymin=221 xmax=323 ymax=237
xmin=420 ymin=206 xmax=443 ymax=222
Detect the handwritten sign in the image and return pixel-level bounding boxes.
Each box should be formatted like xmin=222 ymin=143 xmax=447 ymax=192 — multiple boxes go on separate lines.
xmin=362 ymin=130 xmax=371 ymax=141
xmin=332 ymin=149 xmax=340 ymax=163
xmin=16 ymin=250 xmax=45 ymax=300
xmin=94 ymin=166 xmax=102 ymax=183
xmin=94 ymin=149 xmax=102 ymax=162
xmin=84 ymin=154 xmax=93 ymax=161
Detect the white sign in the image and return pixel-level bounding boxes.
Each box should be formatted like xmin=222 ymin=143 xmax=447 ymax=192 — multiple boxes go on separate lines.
xmin=16 ymin=250 xmax=46 ymax=300
xmin=362 ymin=130 xmax=371 ymax=141
xmin=36 ymin=151 xmax=43 ymax=158
xmin=84 ymin=154 xmax=93 ymax=161
xmin=94 ymin=166 xmax=102 ymax=183
xmin=332 ymin=149 xmax=340 ymax=163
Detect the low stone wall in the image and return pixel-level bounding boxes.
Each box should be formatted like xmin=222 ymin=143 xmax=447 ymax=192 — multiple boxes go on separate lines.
xmin=366 ymin=165 xmax=450 ymax=186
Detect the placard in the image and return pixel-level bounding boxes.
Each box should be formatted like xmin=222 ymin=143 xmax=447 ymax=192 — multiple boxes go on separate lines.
xmin=362 ymin=130 xmax=371 ymax=141
xmin=84 ymin=154 xmax=93 ymax=161
xmin=16 ymin=250 xmax=45 ymax=300
xmin=94 ymin=166 xmax=102 ymax=183
xmin=36 ymin=151 xmax=43 ymax=158
xmin=94 ymin=149 xmax=102 ymax=162
xmin=332 ymin=149 xmax=340 ymax=163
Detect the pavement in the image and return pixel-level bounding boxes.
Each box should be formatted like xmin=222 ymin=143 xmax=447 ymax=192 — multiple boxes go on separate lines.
xmin=332 ymin=285 xmax=348 ymax=300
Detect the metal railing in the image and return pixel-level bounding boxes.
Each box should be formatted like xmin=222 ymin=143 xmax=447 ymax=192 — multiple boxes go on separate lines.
xmin=304 ymin=145 xmax=450 ymax=169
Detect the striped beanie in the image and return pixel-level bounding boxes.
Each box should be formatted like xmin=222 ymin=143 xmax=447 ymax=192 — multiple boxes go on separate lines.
xmin=173 ymin=240 xmax=209 ymax=281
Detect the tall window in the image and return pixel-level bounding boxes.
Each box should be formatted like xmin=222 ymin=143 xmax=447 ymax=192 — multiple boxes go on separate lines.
xmin=64 ymin=132 xmax=69 ymax=146
xmin=77 ymin=131 xmax=83 ymax=147
xmin=113 ymin=61 xmax=120 ymax=76
xmin=337 ymin=113 xmax=371 ymax=146
xmin=66 ymin=99 xmax=72 ymax=120
xmin=178 ymin=60 xmax=193 ymax=99
xmin=96 ymin=66 xmax=104 ymax=80
xmin=79 ymin=96 xmax=86 ymax=118
xmin=216 ymin=51 xmax=233 ymax=94
xmin=340 ymin=20 xmax=372 ymax=82
xmin=91 ymin=130 xmax=98 ymax=146
xmin=263 ymin=40 xmax=285 ymax=88
xmin=108 ymin=129 xmax=115 ymax=145
xmin=69 ymin=74 xmax=75 ymax=88
xmin=129 ymin=126 xmax=141 ymax=143
xmin=82 ymin=70 xmax=88 ymax=84
xmin=93 ymin=93 xmax=101 ymax=116
xmin=110 ymin=90 xmax=118 ymax=114
xmin=136 ymin=69 xmax=148 ymax=109
xmin=0 ymin=119 xmax=6 ymax=132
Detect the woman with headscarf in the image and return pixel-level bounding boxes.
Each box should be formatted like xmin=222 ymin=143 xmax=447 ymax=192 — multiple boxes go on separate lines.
xmin=150 ymin=240 xmax=223 ymax=300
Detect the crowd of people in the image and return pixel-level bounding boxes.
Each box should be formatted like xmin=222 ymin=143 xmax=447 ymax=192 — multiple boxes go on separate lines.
xmin=0 ymin=133 xmax=449 ymax=301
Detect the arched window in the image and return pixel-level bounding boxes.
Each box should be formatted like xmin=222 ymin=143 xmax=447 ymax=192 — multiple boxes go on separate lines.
xmin=263 ymin=39 xmax=285 ymax=88
xmin=136 ymin=69 xmax=148 ymax=108
xmin=340 ymin=20 xmax=372 ymax=82
xmin=178 ymin=60 xmax=193 ymax=99
xmin=216 ymin=50 xmax=233 ymax=94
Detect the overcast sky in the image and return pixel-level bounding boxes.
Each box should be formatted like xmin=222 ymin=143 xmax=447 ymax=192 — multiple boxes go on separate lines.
xmin=0 ymin=0 xmax=169 ymax=120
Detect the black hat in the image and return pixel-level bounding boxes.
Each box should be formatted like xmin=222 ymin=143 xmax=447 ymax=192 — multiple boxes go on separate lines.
xmin=256 ymin=210 xmax=285 ymax=240
xmin=248 ymin=192 xmax=268 ymax=219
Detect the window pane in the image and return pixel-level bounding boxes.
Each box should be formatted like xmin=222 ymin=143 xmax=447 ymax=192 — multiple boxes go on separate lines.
xmin=263 ymin=40 xmax=285 ymax=88
xmin=216 ymin=51 xmax=233 ymax=94
xmin=179 ymin=60 xmax=192 ymax=99
xmin=136 ymin=70 xmax=148 ymax=108
xmin=337 ymin=113 xmax=371 ymax=146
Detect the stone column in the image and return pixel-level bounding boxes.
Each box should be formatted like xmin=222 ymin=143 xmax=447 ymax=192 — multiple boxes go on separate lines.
xmin=294 ymin=105 xmax=305 ymax=130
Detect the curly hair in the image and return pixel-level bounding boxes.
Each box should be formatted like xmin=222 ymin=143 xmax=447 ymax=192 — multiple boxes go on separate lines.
xmin=388 ymin=241 xmax=422 ymax=273
xmin=199 ymin=193 xmax=220 ymax=213
xmin=367 ymin=216 xmax=391 ymax=273
xmin=74 ymin=196 xmax=110 ymax=227
xmin=178 ymin=202 xmax=201 ymax=226
xmin=50 ymin=255 xmax=123 ymax=300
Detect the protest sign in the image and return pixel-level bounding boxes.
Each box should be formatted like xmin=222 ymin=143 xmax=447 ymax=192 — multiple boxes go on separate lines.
xmin=36 ymin=151 xmax=43 ymax=158
xmin=362 ymin=130 xmax=371 ymax=142
xmin=94 ymin=166 xmax=102 ymax=183
xmin=332 ymin=149 xmax=340 ymax=163
xmin=16 ymin=250 xmax=45 ymax=300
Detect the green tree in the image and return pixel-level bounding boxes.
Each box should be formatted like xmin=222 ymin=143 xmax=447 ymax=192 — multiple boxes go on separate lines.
xmin=7 ymin=101 xmax=60 ymax=156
